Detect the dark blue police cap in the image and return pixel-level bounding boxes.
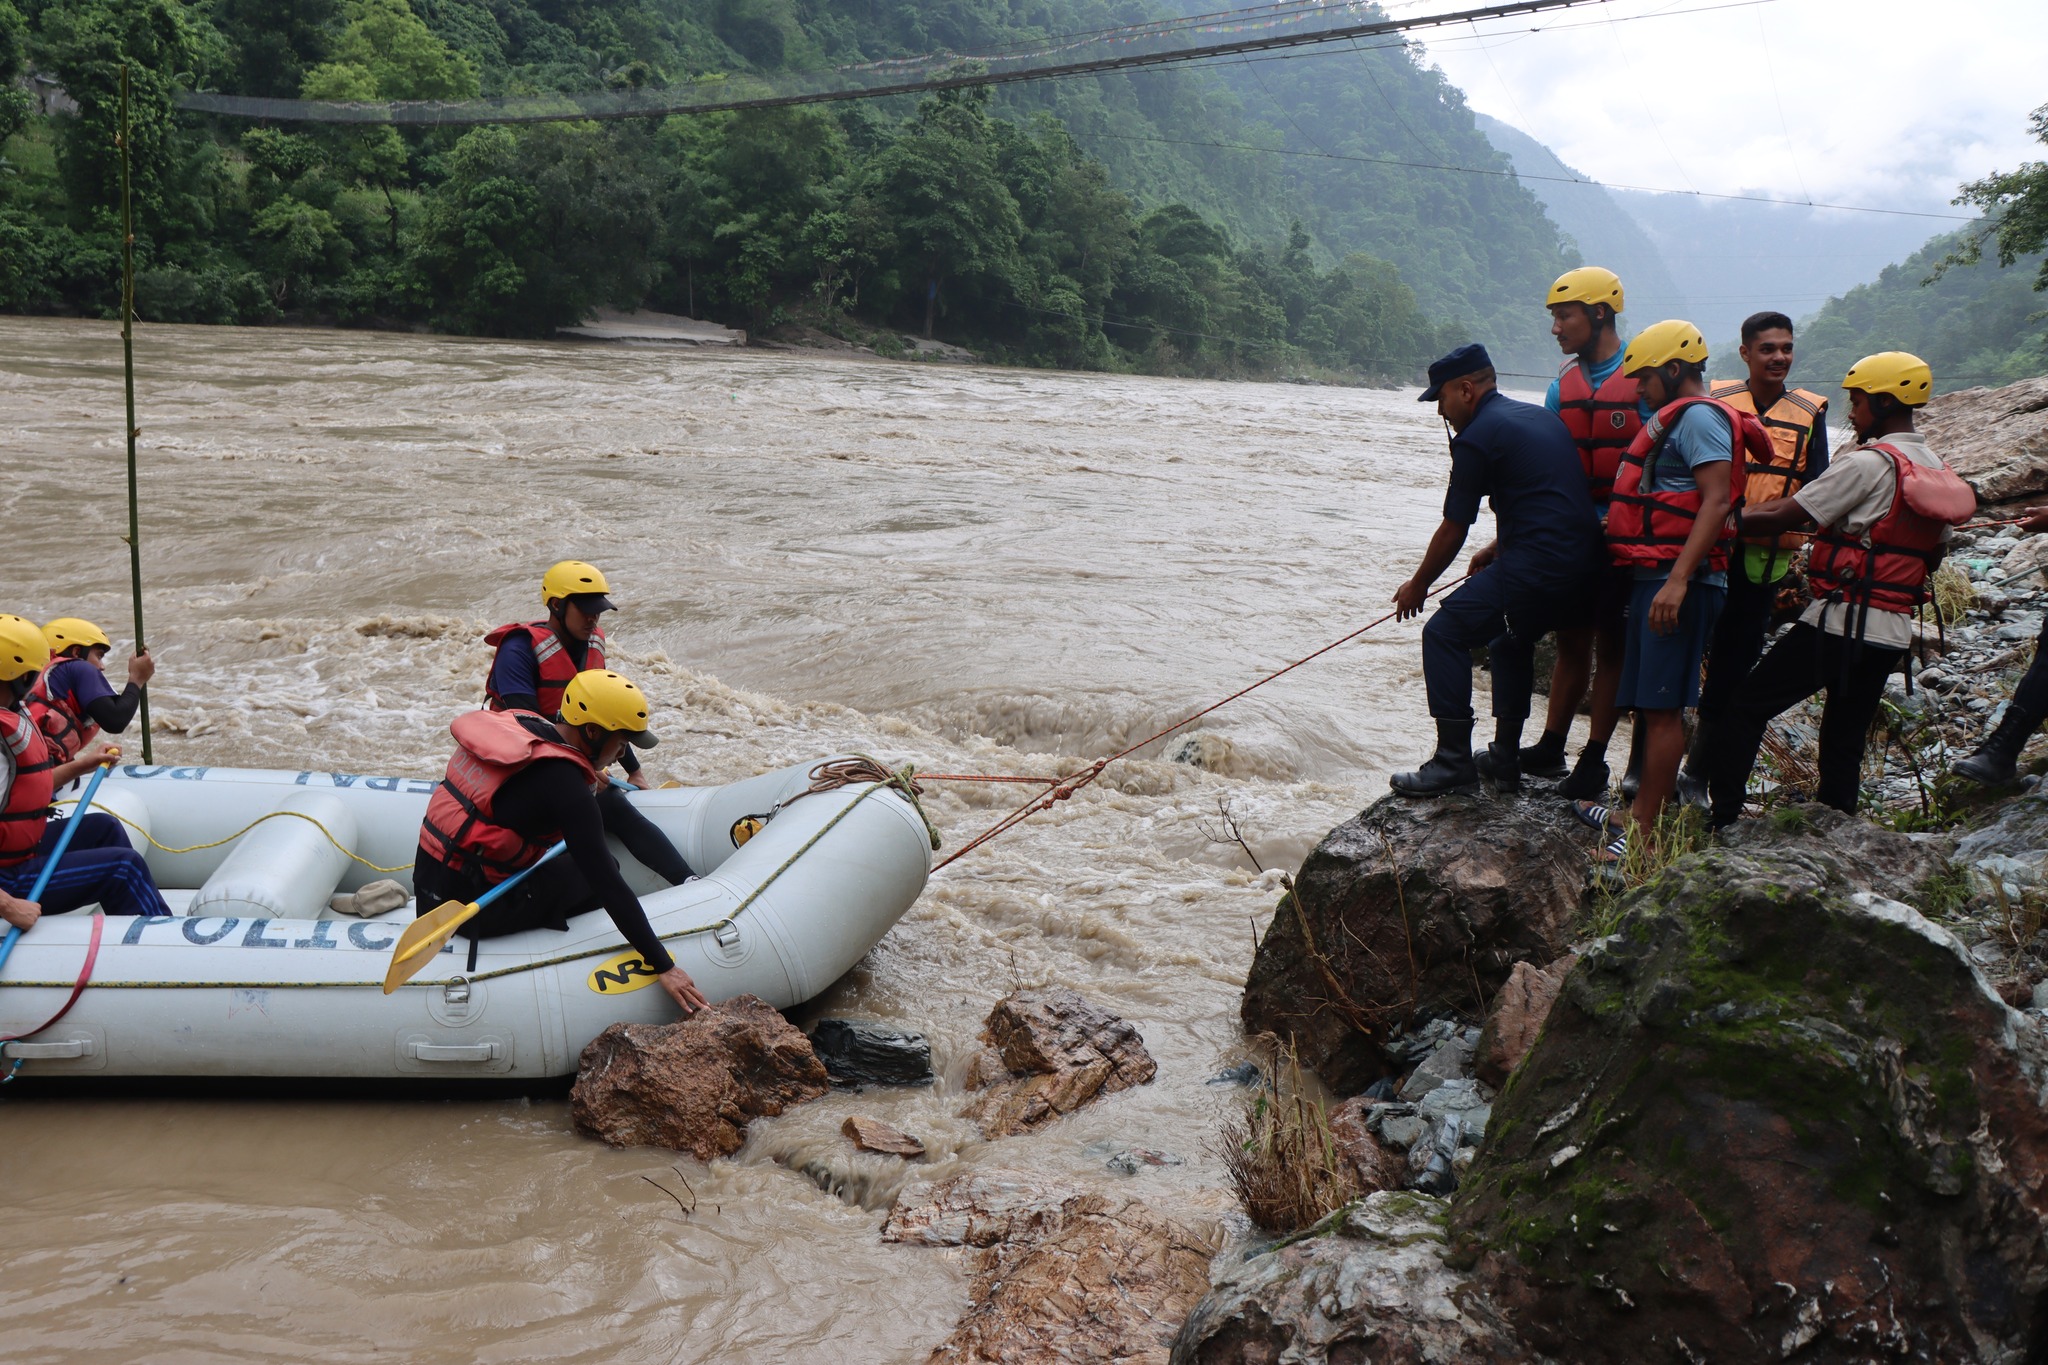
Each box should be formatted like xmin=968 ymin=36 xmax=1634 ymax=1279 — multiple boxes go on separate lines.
xmin=1418 ymin=343 xmax=1494 ymax=402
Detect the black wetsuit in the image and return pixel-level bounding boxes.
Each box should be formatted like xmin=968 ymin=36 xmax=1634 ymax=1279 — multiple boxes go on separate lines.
xmin=412 ymin=720 xmax=692 ymax=972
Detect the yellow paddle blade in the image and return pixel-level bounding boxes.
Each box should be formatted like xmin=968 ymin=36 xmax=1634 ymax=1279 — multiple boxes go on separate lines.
xmin=381 ymin=898 xmax=481 ymax=995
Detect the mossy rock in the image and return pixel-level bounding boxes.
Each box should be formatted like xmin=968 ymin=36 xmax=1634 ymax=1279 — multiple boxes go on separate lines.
xmin=1450 ymin=846 xmax=2048 ymax=1363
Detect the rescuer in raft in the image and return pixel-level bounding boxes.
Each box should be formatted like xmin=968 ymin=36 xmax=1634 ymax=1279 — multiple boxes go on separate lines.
xmin=0 ymin=613 xmax=171 ymax=932
xmin=1706 ymin=352 xmax=1976 ymax=826
xmin=1576 ymin=320 xmax=1775 ymax=864
xmin=26 ymin=617 xmax=154 ymax=765
xmin=413 ymin=668 xmax=709 ymax=1015
xmin=1677 ymin=311 xmax=1830 ymax=800
xmin=1525 ymin=266 xmax=1649 ymax=800
xmin=1387 ymin=344 xmax=1603 ymax=796
xmin=483 ymin=559 xmax=697 ymax=888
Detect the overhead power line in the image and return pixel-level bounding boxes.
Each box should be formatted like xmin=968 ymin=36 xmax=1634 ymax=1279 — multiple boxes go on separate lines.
xmin=175 ymin=0 xmax=1614 ymax=125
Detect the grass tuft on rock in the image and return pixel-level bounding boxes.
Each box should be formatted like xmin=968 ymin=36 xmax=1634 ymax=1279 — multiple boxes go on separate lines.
xmin=1218 ymin=1043 xmax=1361 ymax=1234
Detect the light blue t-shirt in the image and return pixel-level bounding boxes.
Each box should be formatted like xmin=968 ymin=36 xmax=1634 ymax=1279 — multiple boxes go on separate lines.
xmin=1637 ymin=402 xmax=1733 ymax=587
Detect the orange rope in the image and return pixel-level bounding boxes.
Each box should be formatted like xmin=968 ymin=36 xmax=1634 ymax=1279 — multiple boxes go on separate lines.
xmin=1961 ymin=516 xmax=2031 ymax=531
xmin=929 ymin=573 xmax=1470 ymax=871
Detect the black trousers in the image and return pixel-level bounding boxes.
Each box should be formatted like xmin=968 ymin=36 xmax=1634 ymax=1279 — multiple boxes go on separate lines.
xmin=2010 ymin=613 xmax=2048 ymax=731
xmin=1696 ymin=561 xmax=1781 ymax=723
xmin=414 ymin=850 xmax=604 ymax=939
xmin=1421 ymin=564 xmax=1578 ymax=723
xmin=1708 ymin=622 xmax=1902 ymax=824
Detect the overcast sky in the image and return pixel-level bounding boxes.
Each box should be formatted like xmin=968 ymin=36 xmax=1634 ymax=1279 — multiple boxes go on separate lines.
xmin=1409 ymin=0 xmax=2044 ymax=216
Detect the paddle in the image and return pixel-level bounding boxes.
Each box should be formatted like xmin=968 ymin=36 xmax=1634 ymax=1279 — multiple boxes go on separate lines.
xmin=382 ymin=841 xmax=566 ymax=994
xmin=0 ymin=757 xmax=118 ymax=976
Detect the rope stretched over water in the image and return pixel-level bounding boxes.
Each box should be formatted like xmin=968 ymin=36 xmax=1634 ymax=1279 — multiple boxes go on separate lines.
xmin=930 ymin=574 xmax=1471 ymax=871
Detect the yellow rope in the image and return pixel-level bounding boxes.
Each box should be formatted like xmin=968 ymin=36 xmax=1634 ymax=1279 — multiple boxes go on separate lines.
xmin=54 ymin=799 xmax=414 ymax=875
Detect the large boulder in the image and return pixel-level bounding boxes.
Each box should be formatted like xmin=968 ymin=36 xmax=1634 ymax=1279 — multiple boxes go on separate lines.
xmin=1452 ymin=847 xmax=2048 ymax=1363
xmin=929 ymin=1193 xmax=1216 ymax=1365
xmin=1717 ymin=803 xmax=1955 ymax=908
xmin=1172 ymin=1191 xmax=1534 ymax=1364
xmin=1244 ymin=794 xmax=1588 ymax=1094
xmin=1919 ymin=376 xmax=2048 ymax=505
xmin=569 ymin=996 xmax=829 ymax=1158
xmin=960 ymin=988 xmax=1158 ymax=1138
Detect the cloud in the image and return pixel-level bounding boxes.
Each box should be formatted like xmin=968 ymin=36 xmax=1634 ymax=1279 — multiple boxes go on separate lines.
xmin=1413 ymin=0 xmax=2044 ymax=212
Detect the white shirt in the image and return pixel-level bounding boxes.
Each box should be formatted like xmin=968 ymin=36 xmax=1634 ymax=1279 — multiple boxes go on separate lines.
xmin=1792 ymin=430 xmax=1950 ymax=650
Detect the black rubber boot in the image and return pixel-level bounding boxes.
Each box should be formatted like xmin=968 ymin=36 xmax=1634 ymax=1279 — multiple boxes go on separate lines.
xmin=1517 ymin=730 xmax=1569 ymax=779
xmin=1955 ymin=710 xmax=2040 ymax=785
xmin=1556 ymin=752 xmax=1610 ymax=801
xmin=1475 ymin=743 xmax=1523 ymax=794
xmin=1676 ymin=718 xmax=1714 ymax=809
xmin=1618 ymin=726 xmax=1645 ymax=801
xmin=1391 ymin=721 xmax=1479 ymax=797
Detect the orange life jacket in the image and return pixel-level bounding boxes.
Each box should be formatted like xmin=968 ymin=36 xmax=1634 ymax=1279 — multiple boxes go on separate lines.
xmin=0 ymin=706 xmax=57 ymax=868
xmin=483 ymin=620 xmax=606 ymax=717
xmin=417 ymin=710 xmax=599 ymax=884
xmin=1708 ymin=381 xmax=1829 ymax=551
xmin=1806 ymin=443 xmax=1977 ymax=622
xmin=1555 ymin=356 xmax=1644 ymax=507
xmin=25 ymin=659 xmax=100 ymax=765
xmin=1606 ymin=397 xmax=1771 ymax=573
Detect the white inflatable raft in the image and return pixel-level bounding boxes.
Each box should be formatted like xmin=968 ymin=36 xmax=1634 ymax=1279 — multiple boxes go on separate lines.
xmin=0 ymin=758 xmax=933 ymax=1079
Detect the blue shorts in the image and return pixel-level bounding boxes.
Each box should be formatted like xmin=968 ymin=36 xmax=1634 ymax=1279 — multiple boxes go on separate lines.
xmin=1617 ymin=577 xmax=1725 ymax=712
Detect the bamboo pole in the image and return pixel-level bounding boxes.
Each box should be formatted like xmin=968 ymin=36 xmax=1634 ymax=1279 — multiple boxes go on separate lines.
xmin=118 ymin=62 xmax=151 ymax=762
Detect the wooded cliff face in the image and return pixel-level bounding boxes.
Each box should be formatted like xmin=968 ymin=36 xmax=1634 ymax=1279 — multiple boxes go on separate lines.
xmin=0 ymin=0 xmax=1581 ymax=379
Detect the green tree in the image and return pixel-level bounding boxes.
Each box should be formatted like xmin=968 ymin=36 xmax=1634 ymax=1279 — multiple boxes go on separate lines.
xmin=31 ymin=0 xmax=225 ymax=225
xmin=1946 ymin=101 xmax=2048 ymax=291
xmin=865 ymin=89 xmax=1023 ymax=339
xmin=304 ymin=0 xmax=477 ymax=103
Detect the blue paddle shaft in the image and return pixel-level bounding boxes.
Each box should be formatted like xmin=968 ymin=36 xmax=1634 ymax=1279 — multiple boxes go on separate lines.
xmin=0 ymin=761 xmax=117 ymax=972
xmin=471 ymin=840 xmax=567 ymax=911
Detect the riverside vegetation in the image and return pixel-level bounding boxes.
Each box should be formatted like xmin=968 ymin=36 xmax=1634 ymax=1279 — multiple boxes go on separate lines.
xmin=0 ymin=0 xmax=1587 ymax=378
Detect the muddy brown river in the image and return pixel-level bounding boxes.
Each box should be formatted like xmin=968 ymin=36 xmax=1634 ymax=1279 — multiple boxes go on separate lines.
xmin=0 ymin=318 xmax=1482 ymax=1362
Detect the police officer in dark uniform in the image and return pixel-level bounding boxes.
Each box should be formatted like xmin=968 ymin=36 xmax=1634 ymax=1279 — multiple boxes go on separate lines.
xmin=1390 ymin=344 xmax=1604 ymax=796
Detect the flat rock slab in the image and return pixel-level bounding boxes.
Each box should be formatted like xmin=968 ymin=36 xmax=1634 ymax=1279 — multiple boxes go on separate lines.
xmin=959 ymin=988 xmax=1157 ymax=1137
xmin=1474 ymin=955 xmax=1573 ymax=1088
xmin=883 ymin=1170 xmax=1076 ymax=1248
xmin=569 ymin=995 xmax=828 ymax=1159
xmin=843 ymin=1114 xmax=925 ymax=1158
xmin=1919 ymin=376 xmax=2048 ymax=505
xmin=930 ymin=1194 xmax=1214 ymax=1365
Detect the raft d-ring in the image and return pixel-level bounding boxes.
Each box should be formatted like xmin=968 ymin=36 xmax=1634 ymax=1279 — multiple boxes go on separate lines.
xmin=711 ymin=919 xmax=742 ymax=949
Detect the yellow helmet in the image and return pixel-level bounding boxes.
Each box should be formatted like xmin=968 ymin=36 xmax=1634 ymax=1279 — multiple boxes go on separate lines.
xmin=560 ymin=669 xmax=657 ymax=747
xmin=43 ymin=617 xmax=111 ymax=657
xmin=1547 ymin=266 xmax=1625 ymax=314
xmin=1843 ymin=351 xmax=1933 ymax=407
xmin=542 ymin=560 xmax=612 ymax=608
xmin=1622 ymin=319 xmax=1709 ymax=376
xmin=0 ymin=614 xmax=52 ymax=682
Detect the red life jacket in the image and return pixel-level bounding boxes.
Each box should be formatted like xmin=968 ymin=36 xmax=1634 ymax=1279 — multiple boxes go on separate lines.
xmin=483 ymin=620 xmax=606 ymax=717
xmin=1606 ymin=397 xmax=1771 ymax=573
xmin=1806 ymin=443 xmax=1977 ymax=621
xmin=1555 ymin=357 xmax=1644 ymax=506
xmin=25 ymin=659 xmax=100 ymax=765
xmin=0 ymin=706 xmax=57 ymax=868
xmin=417 ymin=710 xmax=599 ymax=884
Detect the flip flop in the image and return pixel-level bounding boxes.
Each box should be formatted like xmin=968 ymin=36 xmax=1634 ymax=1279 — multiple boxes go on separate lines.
xmin=1572 ymin=800 xmax=1626 ymax=837
xmin=1592 ymin=827 xmax=1629 ymax=866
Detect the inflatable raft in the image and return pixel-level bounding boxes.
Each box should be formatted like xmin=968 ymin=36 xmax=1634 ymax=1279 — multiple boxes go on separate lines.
xmin=0 ymin=758 xmax=933 ymax=1079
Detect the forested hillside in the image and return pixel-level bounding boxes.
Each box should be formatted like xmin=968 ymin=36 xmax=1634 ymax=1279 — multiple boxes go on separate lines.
xmin=1782 ymin=229 xmax=2047 ymax=396
xmin=0 ymin=0 xmax=1581 ymax=378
